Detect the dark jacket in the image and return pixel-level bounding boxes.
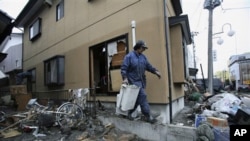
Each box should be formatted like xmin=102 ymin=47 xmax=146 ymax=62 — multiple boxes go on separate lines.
xmin=121 ymin=51 xmax=157 ymax=88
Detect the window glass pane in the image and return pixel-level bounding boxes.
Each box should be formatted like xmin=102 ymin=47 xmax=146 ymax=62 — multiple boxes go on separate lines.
xmin=31 ymin=69 xmax=36 ymax=82
xmin=29 ymin=18 xmax=41 ymax=40
xmin=30 ymin=27 xmax=34 ymax=39
xmin=58 ymin=57 xmax=65 ymax=83
xmin=51 ymin=59 xmax=57 ymax=83
xmin=57 ymin=7 xmax=61 ymax=19
xmin=57 ymin=0 xmax=64 ymax=20
xmin=44 ymin=56 xmax=64 ymax=86
xmin=46 ymin=62 xmax=50 ymax=84
xmin=33 ymin=20 xmax=39 ymax=35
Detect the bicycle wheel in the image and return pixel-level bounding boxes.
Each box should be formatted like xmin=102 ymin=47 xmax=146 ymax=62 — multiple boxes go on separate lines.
xmin=56 ymin=103 xmax=84 ymax=128
xmin=0 ymin=111 xmax=5 ymax=122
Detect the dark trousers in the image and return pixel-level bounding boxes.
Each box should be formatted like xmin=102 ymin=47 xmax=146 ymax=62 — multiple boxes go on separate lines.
xmin=130 ymin=88 xmax=150 ymax=117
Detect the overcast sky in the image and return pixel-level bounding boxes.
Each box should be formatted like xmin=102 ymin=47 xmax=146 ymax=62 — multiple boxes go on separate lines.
xmin=1 ymin=0 xmax=250 ymax=78
xmin=0 ymin=0 xmax=28 ymax=18
xmin=0 ymin=0 xmax=28 ymax=33
xmin=182 ymin=0 xmax=250 ymax=78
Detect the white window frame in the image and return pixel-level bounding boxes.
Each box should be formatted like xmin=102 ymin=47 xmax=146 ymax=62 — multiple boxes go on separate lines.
xmin=56 ymin=0 xmax=64 ymax=21
xmin=44 ymin=55 xmax=65 ymax=86
xmin=29 ymin=18 xmax=41 ymax=41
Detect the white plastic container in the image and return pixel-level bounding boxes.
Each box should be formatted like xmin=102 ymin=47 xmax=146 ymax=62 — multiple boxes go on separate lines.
xmin=119 ymin=84 xmax=140 ymax=111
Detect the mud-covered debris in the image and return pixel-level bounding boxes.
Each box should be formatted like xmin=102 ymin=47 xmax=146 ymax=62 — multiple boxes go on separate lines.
xmin=118 ymin=133 xmax=137 ymax=141
xmin=76 ymin=131 xmax=89 ymax=140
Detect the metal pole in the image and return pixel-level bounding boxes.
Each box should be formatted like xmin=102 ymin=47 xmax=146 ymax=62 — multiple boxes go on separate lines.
xmin=204 ymin=0 xmax=222 ymax=94
xmin=191 ymin=32 xmax=198 ymax=69
xmin=207 ymin=7 xmax=214 ymax=94
xmin=131 ymin=20 xmax=136 ymax=46
xmin=200 ymin=64 xmax=207 ymax=92
xmin=163 ymin=0 xmax=172 ymax=124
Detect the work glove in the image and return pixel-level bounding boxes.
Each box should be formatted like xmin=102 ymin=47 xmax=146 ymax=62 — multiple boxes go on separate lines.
xmin=122 ymin=78 xmax=129 ymax=85
xmin=155 ymin=71 xmax=161 ymax=79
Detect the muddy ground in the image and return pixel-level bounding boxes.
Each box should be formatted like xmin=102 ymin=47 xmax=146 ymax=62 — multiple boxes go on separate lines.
xmin=0 ymin=105 xmax=160 ymax=141
xmin=0 ymin=95 xmax=205 ymax=141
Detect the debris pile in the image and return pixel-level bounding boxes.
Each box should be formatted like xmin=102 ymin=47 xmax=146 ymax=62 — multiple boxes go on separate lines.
xmin=176 ymin=80 xmax=250 ymax=141
xmin=0 ymin=101 xmax=144 ymax=141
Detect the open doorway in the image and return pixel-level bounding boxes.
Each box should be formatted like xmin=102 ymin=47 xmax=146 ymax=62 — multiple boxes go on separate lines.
xmin=89 ymin=34 xmax=128 ymax=95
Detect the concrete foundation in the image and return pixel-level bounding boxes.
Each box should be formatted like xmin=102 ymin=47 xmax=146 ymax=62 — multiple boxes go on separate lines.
xmin=103 ymin=96 xmax=185 ymax=124
xmin=98 ymin=115 xmax=197 ymax=141
xmin=98 ymin=96 xmax=197 ymax=141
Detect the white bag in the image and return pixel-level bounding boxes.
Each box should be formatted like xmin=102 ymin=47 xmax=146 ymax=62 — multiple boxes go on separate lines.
xmin=116 ymin=93 xmax=128 ymax=116
xmin=119 ymin=84 xmax=140 ymax=111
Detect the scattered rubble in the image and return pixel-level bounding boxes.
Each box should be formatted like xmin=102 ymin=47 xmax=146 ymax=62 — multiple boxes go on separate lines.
xmin=1 ymin=81 xmax=250 ymax=141
xmin=0 ymin=101 xmax=149 ymax=141
xmin=174 ymin=80 xmax=250 ymax=141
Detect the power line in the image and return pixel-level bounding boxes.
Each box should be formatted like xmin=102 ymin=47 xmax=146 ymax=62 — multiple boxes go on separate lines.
xmin=221 ymin=6 xmax=250 ymax=12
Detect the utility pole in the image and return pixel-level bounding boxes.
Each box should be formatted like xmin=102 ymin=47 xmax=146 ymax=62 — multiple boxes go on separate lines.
xmin=203 ymin=0 xmax=221 ymax=94
xmin=191 ymin=32 xmax=199 ymax=69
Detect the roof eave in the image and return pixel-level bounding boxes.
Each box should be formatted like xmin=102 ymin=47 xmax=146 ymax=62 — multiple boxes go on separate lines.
xmin=0 ymin=10 xmax=14 ymax=45
xmin=14 ymin=0 xmax=44 ymax=27
xmin=169 ymin=15 xmax=192 ymax=45
xmin=171 ymin=0 xmax=183 ymax=16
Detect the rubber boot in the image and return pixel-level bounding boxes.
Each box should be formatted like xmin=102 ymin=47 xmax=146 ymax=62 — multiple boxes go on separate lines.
xmin=127 ymin=110 xmax=134 ymax=121
xmin=145 ymin=115 xmax=157 ymax=124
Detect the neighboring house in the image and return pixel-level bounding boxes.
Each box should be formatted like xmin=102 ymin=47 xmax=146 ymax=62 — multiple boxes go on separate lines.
xmin=0 ymin=10 xmax=22 ymax=90
xmin=0 ymin=33 xmax=23 ymax=72
xmin=228 ymin=52 xmax=250 ymax=91
xmin=0 ymin=33 xmax=23 ymax=85
xmin=14 ymin=0 xmax=192 ymax=124
xmin=0 ymin=10 xmax=14 ymax=75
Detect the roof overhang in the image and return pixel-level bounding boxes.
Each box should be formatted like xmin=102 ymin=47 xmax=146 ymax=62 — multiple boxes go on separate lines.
xmin=0 ymin=10 xmax=14 ymax=45
xmin=0 ymin=53 xmax=7 ymax=63
xmin=14 ymin=0 xmax=45 ymax=27
xmin=171 ymin=0 xmax=183 ymax=16
xmin=169 ymin=15 xmax=192 ymax=45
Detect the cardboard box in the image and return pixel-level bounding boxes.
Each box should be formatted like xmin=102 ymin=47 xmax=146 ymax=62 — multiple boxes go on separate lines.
xmin=112 ymin=51 xmax=126 ymax=62
xmin=111 ymin=60 xmax=123 ymax=67
xmin=14 ymin=93 xmax=32 ymax=111
xmin=206 ymin=117 xmax=228 ymax=127
xmin=117 ymin=41 xmax=126 ymax=51
xmin=110 ymin=69 xmax=123 ymax=91
xmin=10 ymin=85 xmax=27 ymax=95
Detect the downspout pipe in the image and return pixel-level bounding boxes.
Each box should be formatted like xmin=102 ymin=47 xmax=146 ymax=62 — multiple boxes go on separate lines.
xmin=131 ymin=20 xmax=136 ymax=46
xmin=163 ymin=0 xmax=173 ymax=123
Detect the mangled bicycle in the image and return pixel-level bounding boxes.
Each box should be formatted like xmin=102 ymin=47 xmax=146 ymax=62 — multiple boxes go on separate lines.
xmin=56 ymin=88 xmax=90 ymax=127
xmin=25 ymin=88 xmax=90 ymax=128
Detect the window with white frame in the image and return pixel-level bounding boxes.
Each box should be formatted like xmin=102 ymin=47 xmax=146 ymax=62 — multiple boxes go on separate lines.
xmin=29 ymin=18 xmax=41 ymax=41
xmin=56 ymin=0 xmax=64 ymax=21
xmin=44 ymin=55 xmax=65 ymax=86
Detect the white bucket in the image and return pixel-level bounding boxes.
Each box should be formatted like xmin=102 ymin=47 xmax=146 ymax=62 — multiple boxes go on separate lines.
xmin=120 ymin=84 xmax=140 ymax=111
xmin=116 ymin=93 xmax=128 ymax=116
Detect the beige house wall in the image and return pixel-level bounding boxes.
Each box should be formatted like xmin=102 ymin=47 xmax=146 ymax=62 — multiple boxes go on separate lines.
xmin=166 ymin=0 xmax=176 ymax=16
xmin=21 ymin=0 xmax=185 ymax=104
xmin=170 ymin=25 xmax=185 ymax=83
xmin=170 ymin=24 xmax=185 ymax=100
